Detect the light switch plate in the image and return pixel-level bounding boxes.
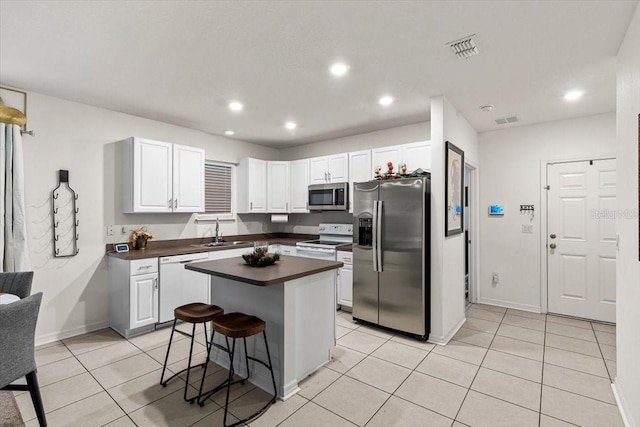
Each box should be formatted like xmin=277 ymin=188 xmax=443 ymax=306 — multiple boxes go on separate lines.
xmin=522 ymin=224 xmax=533 ymax=234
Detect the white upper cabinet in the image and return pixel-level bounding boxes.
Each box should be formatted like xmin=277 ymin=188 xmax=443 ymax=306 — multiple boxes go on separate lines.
xmin=290 ymin=159 xmax=310 ymax=213
xmin=309 ymin=153 xmax=348 ymax=184
xmin=372 ymin=145 xmax=402 ymax=173
xmin=267 ymin=161 xmax=291 ymax=213
xmin=237 ymin=158 xmax=267 ymax=213
xmin=348 ymin=150 xmax=372 ymax=212
xmin=401 ymin=141 xmax=431 ymax=172
xmin=122 ymin=137 xmax=204 ymax=213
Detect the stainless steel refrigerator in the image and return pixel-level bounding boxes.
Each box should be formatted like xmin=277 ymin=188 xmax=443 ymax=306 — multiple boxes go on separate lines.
xmin=352 ymin=176 xmax=430 ymax=339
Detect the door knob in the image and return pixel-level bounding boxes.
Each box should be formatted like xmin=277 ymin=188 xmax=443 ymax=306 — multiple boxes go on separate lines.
xmin=549 ymin=243 xmax=557 ymax=249
xmin=550 ymin=234 xmax=556 ymax=239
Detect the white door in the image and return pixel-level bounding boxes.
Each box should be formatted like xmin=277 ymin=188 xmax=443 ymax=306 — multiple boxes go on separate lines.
xmin=309 ymin=156 xmax=329 ymax=184
xmin=133 ymin=139 xmax=173 ymax=212
xmin=267 ymin=161 xmax=291 ymax=212
xmin=173 ymin=144 xmax=205 ymax=212
xmin=130 ymin=273 xmax=158 ymax=328
xmin=401 ymin=141 xmax=431 ymax=172
xmin=348 ymin=150 xmax=371 ymax=212
xmin=328 ymin=153 xmax=349 ymax=182
xmin=290 ymin=159 xmax=310 ymax=212
xmin=547 ymin=159 xmax=616 ymax=323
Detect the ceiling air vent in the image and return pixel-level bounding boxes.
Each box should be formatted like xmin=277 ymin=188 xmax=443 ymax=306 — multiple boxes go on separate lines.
xmin=495 ymin=116 xmax=519 ymax=125
xmin=448 ymin=35 xmax=479 ymax=59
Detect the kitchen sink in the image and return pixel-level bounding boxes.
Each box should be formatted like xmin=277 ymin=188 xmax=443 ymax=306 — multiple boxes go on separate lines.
xmin=193 ymin=241 xmax=250 ymax=248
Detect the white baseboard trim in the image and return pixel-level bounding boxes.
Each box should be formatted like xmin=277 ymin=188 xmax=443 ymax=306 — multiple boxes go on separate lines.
xmin=478 ymin=297 xmax=542 ymax=314
xmin=429 ymin=316 xmax=466 ymax=346
xmin=35 ymin=320 xmax=110 ymax=347
xmin=612 ymin=381 xmax=636 ymax=427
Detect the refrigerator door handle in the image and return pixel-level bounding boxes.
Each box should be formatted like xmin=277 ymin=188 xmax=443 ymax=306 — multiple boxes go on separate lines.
xmin=372 ymin=200 xmax=379 ymax=272
xmin=377 ymin=200 xmax=383 ymax=271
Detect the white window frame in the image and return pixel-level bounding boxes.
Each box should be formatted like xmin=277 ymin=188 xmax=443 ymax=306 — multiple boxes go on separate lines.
xmin=197 ymin=160 xmax=236 ymax=221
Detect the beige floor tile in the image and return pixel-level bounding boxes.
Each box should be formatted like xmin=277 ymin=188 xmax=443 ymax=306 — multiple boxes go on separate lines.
xmin=189 ymin=407 xmax=240 ymax=426
xmin=313 ymin=376 xmax=389 ymax=426
xmin=545 ymin=333 xmax=601 ymax=357
xmin=605 ymin=359 xmax=617 ymax=380
xmin=432 ymin=340 xmax=488 ymax=365
xmin=539 ymin=414 xmax=577 ymax=426
xmin=146 ymin=337 xmax=207 ymax=366
xmin=600 ymin=343 xmax=616 ymax=361
xmin=456 ymin=390 xmax=539 ymax=427
xmin=546 ymin=314 xmax=593 ymax=330
xmin=247 ymin=394 xmax=307 ymax=427
xmin=541 ymin=385 xmax=624 ymax=427
xmin=471 ymin=367 xmax=541 ymax=411
xmin=416 ymin=352 xmax=479 ymax=388
xmin=490 ymin=335 xmax=544 ymax=361
xmin=76 ymin=340 xmax=142 ymax=370
xmin=544 ymin=347 xmax=609 ymax=378
xmin=594 ymin=330 xmax=616 ymax=346
xmin=279 ymin=401 xmax=357 ymax=427
xmin=394 ymin=371 xmax=467 ymax=418
xmin=34 ymin=342 xmax=73 ymax=367
xmin=370 ymin=340 xmax=430 ymax=369
xmin=390 ymin=334 xmax=436 ymax=352
xmin=103 ymin=415 xmax=137 ymax=427
xmin=452 ymin=423 xmax=469 ymax=427
xmin=128 ymin=388 xmax=220 ymax=427
xmin=473 ymin=303 xmax=507 ymax=314
xmin=62 ymin=328 xmax=125 ymax=356
xmin=195 ymin=369 xmax=257 ymax=408
xmin=481 ymin=350 xmax=542 ymax=383
xmin=592 ymin=322 xmax=616 ymax=334
xmin=36 ymin=355 xmax=86 ymax=387
xmin=91 ymin=352 xmax=162 ymax=389
xmin=107 ymin=369 xmax=185 ymax=414
xmin=128 ymin=326 xmax=186 ymax=352
xmin=326 ymin=345 xmax=367 ymax=374
xmin=15 ymin=372 xmax=102 ymax=422
xmin=506 ymin=308 xmax=547 ymax=321
xmin=223 ymin=386 xmax=278 ymax=423
xmin=337 ymin=330 xmax=387 ymax=354
xmin=543 ymin=364 xmax=615 ymax=404
xmin=166 ymin=353 xmax=214 ymax=384
xmin=336 ymin=313 xmax=359 ymax=330
xmin=502 ymin=314 xmax=546 ymax=331
xmin=24 ymin=391 xmax=124 ymax=427
xmin=298 ymin=367 xmax=341 ymax=400
xmin=466 ymin=306 xmax=504 ymax=323
xmin=355 ymin=324 xmax=394 ymax=340
xmin=452 ymin=327 xmax=494 ymax=348
xmin=336 ymin=325 xmax=352 ymax=339
xmin=546 ymin=322 xmax=596 ymax=342
xmin=497 ymin=324 xmax=545 ymax=345
xmin=366 ymin=395 xmax=452 ymax=427
xmin=464 ymin=317 xmax=500 ymax=334
xmin=346 ymin=356 xmax=411 ymax=393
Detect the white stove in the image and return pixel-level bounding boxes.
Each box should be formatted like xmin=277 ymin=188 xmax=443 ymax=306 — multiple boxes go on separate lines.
xmin=296 ymin=223 xmax=353 ymax=260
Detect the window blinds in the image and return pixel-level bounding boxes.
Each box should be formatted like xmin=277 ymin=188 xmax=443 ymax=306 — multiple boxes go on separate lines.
xmin=204 ymin=162 xmax=232 ymax=214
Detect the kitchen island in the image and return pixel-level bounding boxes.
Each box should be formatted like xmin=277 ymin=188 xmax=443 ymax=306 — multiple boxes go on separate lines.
xmin=186 ymin=255 xmax=342 ymax=400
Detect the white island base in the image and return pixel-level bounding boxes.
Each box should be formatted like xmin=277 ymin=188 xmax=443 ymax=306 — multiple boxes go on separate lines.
xmin=206 ymin=269 xmax=336 ymax=400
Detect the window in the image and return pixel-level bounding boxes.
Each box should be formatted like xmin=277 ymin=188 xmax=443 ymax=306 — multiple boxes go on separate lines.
xmin=201 ymin=161 xmax=235 ymax=219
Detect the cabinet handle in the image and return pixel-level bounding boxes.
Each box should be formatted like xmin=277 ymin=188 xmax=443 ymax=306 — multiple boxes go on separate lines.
xmin=168 ymin=199 xmax=172 ymax=208
xmin=286 ymin=202 xmax=288 ymax=211
xmin=328 ymin=172 xmax=331 ymax=181
xmin=324 ymin=172 xmax=327 ymax=181
xmin=174 ymin=199 xmax=177 ymax=208
xmin=250 ymin=202 xmax=253 ymax=210
xmin=154 ymin=277 xmax=158 ymax=289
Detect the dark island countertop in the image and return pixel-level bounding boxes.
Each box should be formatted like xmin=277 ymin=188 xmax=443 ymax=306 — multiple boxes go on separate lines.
xmin=186 ymin=255 xmax=343 ymax=286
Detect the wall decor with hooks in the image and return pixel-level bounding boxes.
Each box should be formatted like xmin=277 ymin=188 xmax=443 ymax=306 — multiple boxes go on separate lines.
xmin=52 ymin=170 xmax=79 ymax=257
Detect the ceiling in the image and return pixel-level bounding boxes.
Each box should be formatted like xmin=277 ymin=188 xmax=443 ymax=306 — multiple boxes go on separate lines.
xmin=0 ymin=1 xmax=637 ymax=148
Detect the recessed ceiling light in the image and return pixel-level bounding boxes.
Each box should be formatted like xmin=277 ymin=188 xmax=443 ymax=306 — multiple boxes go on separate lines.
xmin=285 ymin=121 xmax=297 ymax=130
xmin=480 ymin=104 xmax=494 ymax=112
xmin=329 ymin=63 xmax=350 ymax=77
xmin=379 ymin=96 xmax=394 ymax=106
xmin=228 ymin=101 xmax=244 ymax=111
xmin=224 ymin=130 xmax=235 ymax=136
xmin=564 ymin=91 xmax=583 ymax=101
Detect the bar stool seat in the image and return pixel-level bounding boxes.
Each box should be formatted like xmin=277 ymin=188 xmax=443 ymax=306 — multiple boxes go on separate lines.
xmin=160 ymin=303 xmax=224 ymax=403
xmin=197 ymin=312 xmax=277 ymax=427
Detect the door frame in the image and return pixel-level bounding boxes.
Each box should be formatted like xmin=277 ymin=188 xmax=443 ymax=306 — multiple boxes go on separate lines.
xmin=465 ymin=160 xmax=480 ymax=305
xmin=539 ymin=155 xmax=616 ymax=314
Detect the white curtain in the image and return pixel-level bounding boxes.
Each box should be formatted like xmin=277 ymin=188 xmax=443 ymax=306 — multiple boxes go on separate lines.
xmin=0 ymin=123 xmax=30 ymax=272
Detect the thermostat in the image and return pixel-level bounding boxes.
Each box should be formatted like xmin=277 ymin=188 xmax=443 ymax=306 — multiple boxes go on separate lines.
xmin=489 ymin=205 xmax=504 ymax=215
xmin=114 ymin=243 xmax=129 ymax=253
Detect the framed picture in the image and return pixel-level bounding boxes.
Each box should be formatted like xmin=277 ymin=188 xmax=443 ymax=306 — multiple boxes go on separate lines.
xmin=445 ymin=141 xmax=464 ymax=236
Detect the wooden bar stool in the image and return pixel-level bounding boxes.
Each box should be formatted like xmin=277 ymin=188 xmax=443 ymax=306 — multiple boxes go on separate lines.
xmin=159 ymin=302 xmax=224 ymax=403
xmin=197 ymin=312 xmax=277 ymax=427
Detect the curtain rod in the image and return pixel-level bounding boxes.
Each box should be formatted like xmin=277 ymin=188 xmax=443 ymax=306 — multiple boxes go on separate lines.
xmin=0 ymin=85 xmax=35 ymax=137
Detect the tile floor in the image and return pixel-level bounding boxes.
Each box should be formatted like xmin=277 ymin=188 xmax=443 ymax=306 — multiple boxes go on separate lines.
xmin=15 ymin=304 xmax=622 ymax=427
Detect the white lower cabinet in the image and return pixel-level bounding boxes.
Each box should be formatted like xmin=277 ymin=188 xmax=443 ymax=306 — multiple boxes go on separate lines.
xmin=109 ymin=257 xmax=159 ymax=338
xmin=278 ymin=245 xmax=297 ymax=256
xmin=337 ymin=251 xmax=353 ymax=308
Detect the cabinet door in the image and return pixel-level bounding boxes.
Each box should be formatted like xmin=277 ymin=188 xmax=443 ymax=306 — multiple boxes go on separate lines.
xmin=173 ymin=144 xmax=205 ymax=212
xmin=309 ymin=156 xmax=329 ymax=184
xmin=133 ymin=139 xmax=173 ymax=212
xmin=328 ymin=153 xmax=349 ymax=182
xmin=290 ymin=159 xmax=310 ymax=213
xmin=372 ymin=145 xmax=402 ymax=174
xmin=278 ymin=245 xmax=297 ymax=256
xmin=338 ymin=267 xmax=353 ymax=308
xmin=267 ymin=161 xmax=291 ymax=213
xmin=248 ymin=158 xmax=267 ymax=212
xmin=348 ymin=150 xmax=372 ymax=212
xmin=130 ymin=272 xmax=158 ymax=329
xmin=401 ymin=141 xmax=431 ymax=172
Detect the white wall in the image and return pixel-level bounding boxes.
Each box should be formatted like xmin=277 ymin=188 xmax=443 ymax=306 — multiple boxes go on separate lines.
xmin=430 ymin=96 xmax=479 ymax=344
xmin=478 ymin=113 xmax=616 ymax=311
xmin=23 ymin=91 xmax=278 ymax=343
xmin=614 ymin=4 xmax=640 ymax=426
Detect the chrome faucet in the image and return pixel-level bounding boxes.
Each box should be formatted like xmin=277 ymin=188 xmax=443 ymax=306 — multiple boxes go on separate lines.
xmin=214 ymin=217 xmax=220 ymax=243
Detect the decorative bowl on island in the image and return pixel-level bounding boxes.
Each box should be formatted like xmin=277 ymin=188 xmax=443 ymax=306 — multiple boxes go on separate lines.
xmin=242 ymin=248 xmax=280 ymax=267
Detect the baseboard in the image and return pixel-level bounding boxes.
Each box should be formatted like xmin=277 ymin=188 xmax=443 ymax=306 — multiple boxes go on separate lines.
xmin=429 ymin=316 xmax=466 ymax=346
xmin=478 ymin=297 xmax=542 ymax=313
xmin=612 ymin=381 xmax=636 ymax=427
xmin=35 ymin=320 xmax=110 ymax=346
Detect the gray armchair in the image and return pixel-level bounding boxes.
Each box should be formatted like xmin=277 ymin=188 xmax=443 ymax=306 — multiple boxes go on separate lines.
xmin=0 ymin=271 xmax=34 ymax=298
xmin=0 ymin=292 xmax=47 ymax=427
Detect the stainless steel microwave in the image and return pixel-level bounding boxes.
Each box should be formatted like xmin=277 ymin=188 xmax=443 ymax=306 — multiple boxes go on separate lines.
xmin=308 ymin=183 xmax=349 ymax=211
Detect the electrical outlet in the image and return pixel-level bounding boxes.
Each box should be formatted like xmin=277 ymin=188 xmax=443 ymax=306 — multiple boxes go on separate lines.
xmin=522 ymin=224 xmax=533 ymax=234
xmin=122 ymin=226 xmax=128 ymax=234
xmin=106 ymin=225 xmax=114 ymax=236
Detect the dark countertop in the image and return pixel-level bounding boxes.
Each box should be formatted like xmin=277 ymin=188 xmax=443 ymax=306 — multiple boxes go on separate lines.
xmin=337 ymin=244 xmax=353 ymax=252
xmin=106 ymin=233 xmax=317 ymax=260
xmin=186 ymin=255 xmax=343 ymax=286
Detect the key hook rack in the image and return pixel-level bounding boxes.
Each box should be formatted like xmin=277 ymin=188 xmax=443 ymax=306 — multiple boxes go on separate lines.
xmin=52 ymin=170 xmax=79 ymax=257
